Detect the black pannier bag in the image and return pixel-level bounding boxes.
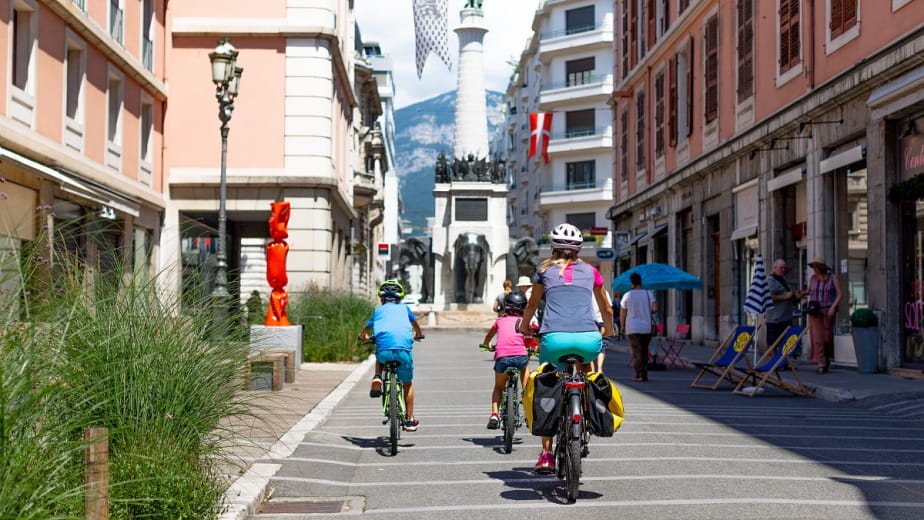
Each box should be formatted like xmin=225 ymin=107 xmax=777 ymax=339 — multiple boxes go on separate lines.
xmin=523 ymin=362 xmax=564 ymax=437
xmin=584 ymin=371 xmax=626 ymax=437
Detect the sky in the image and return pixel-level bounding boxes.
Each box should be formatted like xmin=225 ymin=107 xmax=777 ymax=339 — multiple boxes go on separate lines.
xmin=354 ymin=0 xmax=539 ymax=108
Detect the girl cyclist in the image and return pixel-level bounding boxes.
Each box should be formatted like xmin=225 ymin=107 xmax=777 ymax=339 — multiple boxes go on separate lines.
xmin=519 ymin=223 xmax=615 ymax=473
xmin=480 ymin=291 xmax=531 ymax=429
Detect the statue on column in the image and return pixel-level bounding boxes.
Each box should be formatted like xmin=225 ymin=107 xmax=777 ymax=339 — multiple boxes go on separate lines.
xmin=464 ymin=0 xmax=483 ymax=8
xmin=265 ymin=201 xmax=291 ymax=326
xmin=435 ymin=151 xmax=451 ymax=183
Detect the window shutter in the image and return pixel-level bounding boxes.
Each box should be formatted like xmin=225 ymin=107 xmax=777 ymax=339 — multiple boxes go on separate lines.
xmin=621 ymin=2 xmax=630 ymax=78
xmin=655 ymin=72 xmax=664 ymax=157
xmin=843 ymin=0 xmax=857 ymax=30
xmin=686 ymin=35 xmax=694 ymax=137
xmin=789 ymin=1 xmax=800 ymax=66
xmin=705 ymin=16 xmax=718 ymax=123
xmin=636 ymin=90 xmax=646 ymax=171
xmin=680 ymin=0 xmax=690 ymax=13
xmin=662 ymin=0 xmax=670 ymax=33
xmin=737 ymin=0 xmax=754 ymax=101
xmin=647 ymin=0 xmax=657 ymax=49
xmin=630 ymin=0 xmax=638 ymax=69
xmin=830 ymin=0 xmax=843 ymax=37
xmin=620 ymin=108 xmax=629 ymax=181
xmin=669 ymin=55 xmax=678 ymax=146
xmin=779 ymin=0 xmax=791 ymax=70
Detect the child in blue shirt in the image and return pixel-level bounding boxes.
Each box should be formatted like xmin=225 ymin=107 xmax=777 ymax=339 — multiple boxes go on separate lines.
xmin=359 ymin=280 xmax=424 ymax=431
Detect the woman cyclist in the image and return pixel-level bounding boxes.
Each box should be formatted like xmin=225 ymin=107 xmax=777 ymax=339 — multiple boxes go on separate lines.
xmin=519 ymin=223 xmax=615 ymax=473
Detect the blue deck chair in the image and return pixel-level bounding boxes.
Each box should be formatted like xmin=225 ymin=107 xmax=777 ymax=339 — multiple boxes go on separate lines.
xmin=734 ymin=326 xmax=812 ymax=397
xmin=689 ymin=325 xmax=760 ymax=390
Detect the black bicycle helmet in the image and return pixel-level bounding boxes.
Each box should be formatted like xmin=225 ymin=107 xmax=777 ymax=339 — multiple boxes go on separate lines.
xmin=378 ymin=279 xmax=405 ymax=301
xmin=503 ymin=291 xmax=527 ymax=316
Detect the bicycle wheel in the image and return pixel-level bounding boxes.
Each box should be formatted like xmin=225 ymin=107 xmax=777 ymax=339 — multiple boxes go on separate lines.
xmin=565 ymin=436 xmax=582 ymax=501
xmin=388 ymin=370 xmax=399 ymax=456
xmin=502 ymin=377 xmax=517 ymax=454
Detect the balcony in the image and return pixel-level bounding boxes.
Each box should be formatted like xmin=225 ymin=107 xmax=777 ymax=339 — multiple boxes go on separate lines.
xmin=353 ymin=170 xmax=377 ymax=208
xmin=109 ymin=1 xmax=124 ymax=45
xmin=539 ymin=74 xmax=613 ymax=110
xmin=538 ymin=22 xmax=612 ymax=59
xmin=539 ymin=177 xmax=613 ymax=207
xmin=72 ymin=0 xmax=85 ymax=10
xmin=547 ymin=126 xmax=612 ymax=154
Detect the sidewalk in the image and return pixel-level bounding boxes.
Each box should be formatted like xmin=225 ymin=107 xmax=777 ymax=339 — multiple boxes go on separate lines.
xmin=606 ymin=336 xmax=924 ymax=402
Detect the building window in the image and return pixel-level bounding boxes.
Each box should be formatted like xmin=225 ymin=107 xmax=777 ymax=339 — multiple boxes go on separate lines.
xmin=704 ymin=15 xmax=719 ymax=123
xmin=636 ymin=91 xmax=646 ymax=170
xmin=737 ymin=0 xmax=754 ymax=102
xmin=11 ymin=0 xmax=37 ymax=94
xmin=630 ymin=1 xmax=639 ymax=68
xmin=685 ymin=36 xmax=694 ymax=138
xmin=140 ymin=97 xmax=154 ymax=185
xmin=620 ymin=108 xmax=629 ymax=181
xmin=647 ymin=0 xmax=657 ymax=49
xmin=566 ymin=160 xmax=596 ymax=190
xmin=64 ymin=35 xmax=86 ymax=152
xmin=680 ymin=0 xmax=691 ymax=13
xmin=655 ymin=72 xmax=665 ymax=157
xmin=106 ymin=72 xmax=123 ymax=171
xmin=779 ymin=0 xmax=801 ymax=74
xmin=566 ymin=212 xmax=595 ymax=232
xmin=142 ymin=0 xmax=154 ymax=72
xmin=110 ymin=0 xmax=124 ymax=45
xmin=637 ymin=0 xmax=647 ymax=59
xmin=658 ymin=0 xmax=670 ymax=36
xmin=566 ymin=57 xmax=595 ymax=87
xmin=621 ymin=3 xmax=630 ymax=78
xmin=565 ymin=109 xmax=595 ymax=137
xmin=829 ymin=0 xmax=857 ymax=39
xmin=565 ymin=5 xmax=595 ymax=34
xmin=669 ymin=55 xmax=678 ymax=146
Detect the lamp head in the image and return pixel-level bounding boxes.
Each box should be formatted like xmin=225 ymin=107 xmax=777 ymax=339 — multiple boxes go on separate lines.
xmin=228 ymin=66 xmax=243 ymax=97
xmin=208 ymin=38 xmax=238 ymax=85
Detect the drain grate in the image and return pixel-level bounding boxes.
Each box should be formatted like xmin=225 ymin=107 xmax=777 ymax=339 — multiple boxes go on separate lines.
xmin=257 ymin=500 xmax=346 ymax=514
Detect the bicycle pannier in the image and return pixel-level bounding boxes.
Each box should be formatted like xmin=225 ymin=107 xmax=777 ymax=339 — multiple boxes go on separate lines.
xmin=523 ymin=362 xmax=563 ymax=437
xmin=584 ymin=371 xmax=626 ymax=437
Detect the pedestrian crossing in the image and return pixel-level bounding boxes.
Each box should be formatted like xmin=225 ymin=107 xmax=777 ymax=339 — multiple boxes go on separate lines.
xmin=868 ymin=396 xmax=924 ymax=419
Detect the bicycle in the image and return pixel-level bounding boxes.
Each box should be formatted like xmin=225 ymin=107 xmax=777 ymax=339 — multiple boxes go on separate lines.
xmin=362 ymin=337 xmax=423 ymax=456
xmin=479 ymin=344 xmax=537 ymax=454
xmin=553 ymin=354 xmax=591 ymax=502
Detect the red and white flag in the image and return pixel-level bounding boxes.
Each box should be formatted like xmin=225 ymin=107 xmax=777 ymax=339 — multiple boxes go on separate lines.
xmin=529 ymin=113 xmax=553 ymax=164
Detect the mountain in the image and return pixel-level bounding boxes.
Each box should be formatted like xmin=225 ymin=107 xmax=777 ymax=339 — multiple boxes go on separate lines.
xmin=394 ymin=90 xmax=506 ymax=234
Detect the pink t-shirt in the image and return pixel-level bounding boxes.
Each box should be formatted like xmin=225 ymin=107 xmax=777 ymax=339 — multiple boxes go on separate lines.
xmin=491 ymin=315 xmax=528 ymax=359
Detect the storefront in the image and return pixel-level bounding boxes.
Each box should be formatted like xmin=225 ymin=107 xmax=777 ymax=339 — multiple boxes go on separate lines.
xmin=896 ymin=116 xmax=924 ymax=367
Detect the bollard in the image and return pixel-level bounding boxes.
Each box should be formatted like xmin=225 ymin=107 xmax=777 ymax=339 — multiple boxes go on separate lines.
xmin=84 ymin=427 xmax=109 ymax=520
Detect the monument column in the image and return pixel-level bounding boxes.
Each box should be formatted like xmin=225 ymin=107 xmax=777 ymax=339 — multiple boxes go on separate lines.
xmin=453 ymin=6 xmax=489 ymax=159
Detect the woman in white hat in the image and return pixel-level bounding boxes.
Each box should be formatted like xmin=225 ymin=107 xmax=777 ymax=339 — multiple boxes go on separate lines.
xmin=804 ymin=256 xmax=842 ymax=374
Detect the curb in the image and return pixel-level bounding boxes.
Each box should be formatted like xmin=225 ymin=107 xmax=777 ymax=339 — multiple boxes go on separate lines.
xmin=218 ymin=355 xmax=376 ymax=520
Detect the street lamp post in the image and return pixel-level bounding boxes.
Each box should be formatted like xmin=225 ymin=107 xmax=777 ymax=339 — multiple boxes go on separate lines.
xmin=208 ymin=38 xmax=243 ymax=324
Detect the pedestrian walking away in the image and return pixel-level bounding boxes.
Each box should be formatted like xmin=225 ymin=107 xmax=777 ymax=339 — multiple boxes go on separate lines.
xmin=620 ymin=273 xmax=657 ymax=382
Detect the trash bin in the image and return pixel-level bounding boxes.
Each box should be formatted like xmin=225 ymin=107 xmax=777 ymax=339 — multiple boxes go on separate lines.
xmin=851 ymin=326 xmax=879 ymax=374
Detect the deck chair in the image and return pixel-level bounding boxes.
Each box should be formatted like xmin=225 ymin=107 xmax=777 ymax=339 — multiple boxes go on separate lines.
xmin=733 ymin=326 xmax=813 ymax=397
xmin=662 ymin=324 xmax=691 ymax=368
xmin=689 ymin=325 xmax=760 ymax=390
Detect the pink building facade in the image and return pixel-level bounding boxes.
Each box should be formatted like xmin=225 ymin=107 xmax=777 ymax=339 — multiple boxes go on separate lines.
xmin=610 ymin=0 xmax=924 ymax=371
xmin=1 ymin=0 xmax=165 ymax=296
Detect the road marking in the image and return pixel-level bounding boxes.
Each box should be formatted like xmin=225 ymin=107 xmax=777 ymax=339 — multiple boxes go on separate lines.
xmin=270 ymin=473 xmax=924 ymax=487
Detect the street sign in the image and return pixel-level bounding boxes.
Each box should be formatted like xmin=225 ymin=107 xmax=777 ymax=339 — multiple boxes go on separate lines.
xmin=595 ymin=248 xmax=616 ymax=261
xmin=377 ymin=243 xmax=390 ymax=256
xmin=590 ymin=226 xmax=609 ymax=236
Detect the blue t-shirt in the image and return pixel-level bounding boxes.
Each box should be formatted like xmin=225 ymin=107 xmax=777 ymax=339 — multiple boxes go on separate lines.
xmin=366 ymin=302 xmax=417 ymax=352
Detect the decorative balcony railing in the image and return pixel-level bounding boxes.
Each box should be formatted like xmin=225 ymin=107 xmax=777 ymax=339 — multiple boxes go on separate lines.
xmin=551 ymin=126 xmax=609 ymax=140
xmin=539 ymin=179 xmax=606 ymax=193
xmin=541 ymin=73 xmax=604 ymax=91
xmin=540 ymin=21 xmax=608 ymax=40
xmin=110 ymin=1 xmax=124 ymax=45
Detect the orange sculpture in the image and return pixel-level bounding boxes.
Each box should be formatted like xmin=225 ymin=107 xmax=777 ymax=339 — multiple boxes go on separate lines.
xmin=265 ymin=201 xmax=291 ymax=326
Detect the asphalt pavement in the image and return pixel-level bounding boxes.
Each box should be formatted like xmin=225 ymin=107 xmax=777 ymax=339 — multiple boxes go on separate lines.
xmin=230 ymin=329 xmax=924 ymax=520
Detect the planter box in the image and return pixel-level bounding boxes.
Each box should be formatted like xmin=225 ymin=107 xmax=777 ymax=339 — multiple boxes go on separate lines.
xmin=851 ymin=326 xmax=880 ymax=374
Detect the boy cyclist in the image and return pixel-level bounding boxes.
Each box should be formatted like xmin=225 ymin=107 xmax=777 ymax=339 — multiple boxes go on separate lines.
xmin=359 ymin=280 xmax=425 ymax=432
xmin=480 ymin=291 xmax=531 ymax=429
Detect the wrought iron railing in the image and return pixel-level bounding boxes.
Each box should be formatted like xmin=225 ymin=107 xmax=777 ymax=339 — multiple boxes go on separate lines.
xmin=540 ymin=21 xmax=608 ymax=40
xmin=539 ymin=179 xmax=606 ymax=193
xmin=550 ymin=126 xmax=609 ymax=140
xmin=541 ymin=73 xmax=604 ymax=91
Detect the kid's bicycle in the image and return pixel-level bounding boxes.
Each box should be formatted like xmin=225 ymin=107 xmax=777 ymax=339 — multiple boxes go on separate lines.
xmin=381 ymin=359 xmax=405 ymax=456
xmin=479 ymin=344 xmax=537 ymax=453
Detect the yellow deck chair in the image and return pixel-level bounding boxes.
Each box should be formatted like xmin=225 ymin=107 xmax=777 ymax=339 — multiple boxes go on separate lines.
xmin=734 ymin=326 xmax=813 ymax=397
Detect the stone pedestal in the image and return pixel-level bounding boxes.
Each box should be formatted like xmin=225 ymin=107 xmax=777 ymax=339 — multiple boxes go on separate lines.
xmin=250 ymin=325 xmax=304 ymax=367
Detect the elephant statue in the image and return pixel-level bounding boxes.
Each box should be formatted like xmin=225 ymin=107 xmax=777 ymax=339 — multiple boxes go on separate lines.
xmin=397 ymin=237 xmax=432 ymax=303
xmin=509 ymin=237 xmax=540 ymax=278
xmin=453 ymin=232 xmax=490 ymax=303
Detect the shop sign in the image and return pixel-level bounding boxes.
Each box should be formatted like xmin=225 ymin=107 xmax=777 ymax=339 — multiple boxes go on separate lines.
xmin=900 ymin=132 xmax=924 ymax=181
xmin=377 ymin=243 xmax=390 ymax=256
xmin=589 ymin=226 xmax=609 ymax=236
xmin=595 ymin=248 xmax=616 ymax=261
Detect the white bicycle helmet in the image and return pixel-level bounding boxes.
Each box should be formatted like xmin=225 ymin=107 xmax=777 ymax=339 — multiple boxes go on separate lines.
xmin=549 ymin=223 xmax=583 ymax=251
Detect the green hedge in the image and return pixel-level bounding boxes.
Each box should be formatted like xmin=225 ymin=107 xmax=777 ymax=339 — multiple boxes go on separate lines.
xmin=287 ymin=287 xmax=377 ymax=362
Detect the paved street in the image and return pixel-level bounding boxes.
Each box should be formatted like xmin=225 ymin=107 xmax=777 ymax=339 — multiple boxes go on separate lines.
xmin=251 ymin=329 xmax=924 ymax=519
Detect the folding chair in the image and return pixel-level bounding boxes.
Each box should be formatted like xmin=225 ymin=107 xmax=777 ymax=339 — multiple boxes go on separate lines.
xmin=689 ymin=325 xmax=760 ymax=390
xmin=734 ymin=326 xmax=813 ymax=397
xmin=662 ymin=324 xmax=691 ymax=368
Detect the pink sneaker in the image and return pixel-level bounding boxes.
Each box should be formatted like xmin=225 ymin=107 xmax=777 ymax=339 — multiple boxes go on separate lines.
xmin=487 ymin=413 xmax=500 ymax=429
xmin=534 ymin=451 xmax=555 ymax=473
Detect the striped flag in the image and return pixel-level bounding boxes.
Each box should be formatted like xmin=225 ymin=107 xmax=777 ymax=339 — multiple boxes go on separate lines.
xmin=743 ymin=253 xmax=773 ymax=315
xmin=413 ymin=0 xmax=452 ymax=78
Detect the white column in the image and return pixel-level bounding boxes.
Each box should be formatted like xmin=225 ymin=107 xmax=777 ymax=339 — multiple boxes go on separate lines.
xmin=452 ymin=8 xmax=489 ymax=159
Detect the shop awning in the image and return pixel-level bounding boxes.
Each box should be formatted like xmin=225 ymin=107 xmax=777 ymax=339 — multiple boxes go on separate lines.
xmin=819 ymin=145 xmax=865 ymax=174
xmin=626 ymin=232 xmax=647 ymax=247
xmin=649 ymin=224 xmax=667 ymax=238
xmin=730 ymin=224 xmax=758 ymax=241
xmin=767 ymin=166 xmax=805 ymax=192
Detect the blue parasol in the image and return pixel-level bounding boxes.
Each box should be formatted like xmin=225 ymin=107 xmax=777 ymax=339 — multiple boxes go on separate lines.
xmin=612 ymin=263 xmax=704 ymax=292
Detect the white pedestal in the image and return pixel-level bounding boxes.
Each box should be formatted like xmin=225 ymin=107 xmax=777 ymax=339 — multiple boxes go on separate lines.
xmin=250 ymin=325 xmax=304 ymax=367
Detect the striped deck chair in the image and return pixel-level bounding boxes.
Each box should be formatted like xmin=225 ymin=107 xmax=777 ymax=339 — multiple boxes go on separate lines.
xmin=734 ymin=326 xmax=813 ymax=397
xmin=689 ymin=325 xmax=760 ymax=390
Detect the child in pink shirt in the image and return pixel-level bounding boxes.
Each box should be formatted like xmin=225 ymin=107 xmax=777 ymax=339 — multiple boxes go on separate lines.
xmin=480 ymin=292 xmax=531 ymax=429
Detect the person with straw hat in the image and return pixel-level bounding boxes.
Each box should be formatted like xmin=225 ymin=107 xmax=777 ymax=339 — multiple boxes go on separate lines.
xmin=804 ymin=256 xmax=842 ymax=374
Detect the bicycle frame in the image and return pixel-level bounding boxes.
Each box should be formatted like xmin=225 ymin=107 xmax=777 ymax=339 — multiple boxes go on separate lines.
xmin=554 ymin=355 xmax=589 ymax=501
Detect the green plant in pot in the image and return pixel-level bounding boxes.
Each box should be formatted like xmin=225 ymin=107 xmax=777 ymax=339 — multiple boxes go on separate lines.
xmin=850 ymin=308 xmax=879 ymax=373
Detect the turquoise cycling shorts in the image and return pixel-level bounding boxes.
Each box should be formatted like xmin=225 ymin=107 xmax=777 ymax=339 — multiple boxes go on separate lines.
xmin=376 ymin=349 xmax=414 ymax=382
xmin=539 ymin=331 xmax=602 ymax=367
